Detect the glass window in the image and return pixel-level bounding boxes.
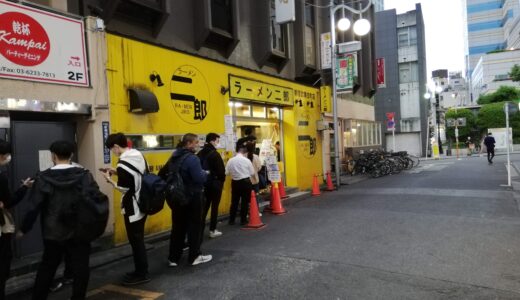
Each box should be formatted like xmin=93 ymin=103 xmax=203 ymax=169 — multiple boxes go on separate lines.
xmin=267 ymin=107 xmax=281 ymax=119
xmin=252 ymin=105 xmax=266 ymax=118
xmin=305 ymin=26 xmax=316 ymax=66
xmin=305 ymin=2 xmax=315 ymax=26
xmin=399 ymin=64 xmax=410 ymax=83
xmin=211 ymin=0 xmax=233 ymax=34
xmin=409 ymin=26 xmax=417 ymax=45
xmin=270 ymin=0 xmax=286 ymax=53
xmin=398 ymin=31 xmax=408 ymax=47
xmin=126 ymin=134 xmax=179 ymax=151
xmin=235 ymin=103 xmax=251 ymax=117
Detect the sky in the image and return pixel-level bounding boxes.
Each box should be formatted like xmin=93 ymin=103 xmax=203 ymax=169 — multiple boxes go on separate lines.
xmin=384 ymin=0 xmax=466 ymax=82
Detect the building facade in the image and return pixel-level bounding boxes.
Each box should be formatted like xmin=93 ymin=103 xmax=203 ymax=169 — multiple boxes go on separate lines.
xmin=1 ymin=0 xmax=377 ymax=254
xmin=373 ymin=0 xmax=385 ymax=12
xmin=471 ymin=49 xmax=520 ymax=98
xmin=374 ymin=4 xmax=428 ymax=156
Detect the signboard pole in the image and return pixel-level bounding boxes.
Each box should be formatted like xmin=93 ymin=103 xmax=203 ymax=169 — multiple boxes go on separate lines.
xmin=505 ymin=103 xmax=511 ymax=187
xmin=392 ymin=128 xmax=396 ymax=152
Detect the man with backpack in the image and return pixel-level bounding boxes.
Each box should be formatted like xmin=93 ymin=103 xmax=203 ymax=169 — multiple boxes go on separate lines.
xmin=19 ymin=141 xmax=108 ymax=300
xmin=102 ymin=133 xmax=150 ymax=285
xmin=198 ymin=133 xmax=226 ymax=238
xmin=159 ymin=133 xmax=212 ymax=266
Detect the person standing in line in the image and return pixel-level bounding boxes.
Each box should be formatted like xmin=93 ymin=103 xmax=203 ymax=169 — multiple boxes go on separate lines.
xmin=158 ymin=133 xmax=212 ymax=266
xmin=0 ymin=140 xmax=32 ymax=300
xmin=226 ymin=144 xmax=255 ymax=226
xmin=236 ymin=127 xmax=256 ymax=152
xmin=19 ymin=141 xmax=106 ymax=300
xmin=197 ymin=133 xmax=226 ymax=239
xmin=246 ymin=142 xmax=262 ymax=195
xmin=103 ymin=133 xmax=150 ymax=285
xmin=484 ymin=132 xmax=496 ymax=164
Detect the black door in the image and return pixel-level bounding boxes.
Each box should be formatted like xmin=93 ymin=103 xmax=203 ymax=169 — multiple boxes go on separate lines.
xmin=11 ymin=121 xmax=76 ymax=257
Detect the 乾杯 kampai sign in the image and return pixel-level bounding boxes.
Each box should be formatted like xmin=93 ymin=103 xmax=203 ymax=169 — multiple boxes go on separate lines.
xmin=0 ymin=1 xmax=89 ymax=87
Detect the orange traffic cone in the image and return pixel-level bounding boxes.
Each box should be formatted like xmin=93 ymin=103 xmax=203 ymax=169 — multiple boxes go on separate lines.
xmin=312 ymin=174 xmax=321 ymax=196
xmin=269 ymin=182 xmax=287 ymax=215
xmin=326 ymin=172 xmax=335 ymax=191
xmin=278 ymin=179 xmax=289 ymax=199
xmin=242 ymin=191 xmax=266 ymax=230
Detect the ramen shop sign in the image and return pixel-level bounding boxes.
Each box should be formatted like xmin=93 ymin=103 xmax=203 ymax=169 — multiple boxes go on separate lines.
xmin=0 ymin=1 xmax=89 ymax=86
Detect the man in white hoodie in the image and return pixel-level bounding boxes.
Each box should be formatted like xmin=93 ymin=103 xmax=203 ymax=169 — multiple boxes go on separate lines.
xmin=103 ymin=133 xmax=149 ymax=286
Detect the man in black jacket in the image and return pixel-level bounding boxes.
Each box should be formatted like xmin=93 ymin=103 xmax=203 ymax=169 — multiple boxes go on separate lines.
xmin=0 ymin=140 xmax=31 ymax=300
xmin=484 ymin=132 xmax=496 ymax=164
xmin=198 ymin=133 xmax=226 ymax=238
xmin=20 ymin=141 xmax=105 ymax=300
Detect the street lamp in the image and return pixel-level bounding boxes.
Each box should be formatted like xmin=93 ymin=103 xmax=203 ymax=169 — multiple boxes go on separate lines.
xmin=330 ymin=0 xmax=373 ymax=189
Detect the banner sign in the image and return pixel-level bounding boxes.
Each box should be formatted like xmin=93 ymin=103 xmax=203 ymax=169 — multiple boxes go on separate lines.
xmin=336 ymin=53 xmax=357 ymax=93
xmin=102 ymin=121 xmax=110 ymax=164
xmin=0 ymin=1 xmax=89 ymax=86
xmin=320 ymin=32 xmax=331 ymax=69
xmin=229 ymin=75 xmax=294 ymax=106
xmin=376 ymin=58 xmax=386 ymax=88
xmin=386 ymin=112 xmax=395 ymax=131
xmin=275 ymin=0 xmax=295 ymax=24
xmin=320 ymin=86 xmax=331 ymax=113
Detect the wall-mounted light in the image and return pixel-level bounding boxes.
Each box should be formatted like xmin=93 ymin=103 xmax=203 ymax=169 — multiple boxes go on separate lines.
xmin=220 ymin=86 xmax=230 ymax=95
xmin=149 ymin=72 xmax=164 ymax=87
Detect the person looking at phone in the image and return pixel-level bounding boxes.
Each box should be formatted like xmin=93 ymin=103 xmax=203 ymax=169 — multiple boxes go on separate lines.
xmin=102 ymin=133 xmax=150 ymax=286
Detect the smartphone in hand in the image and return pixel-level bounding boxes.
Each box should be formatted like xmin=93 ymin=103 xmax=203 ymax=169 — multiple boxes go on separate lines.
xmin=99 ymin=168 xmax=116 ymax=175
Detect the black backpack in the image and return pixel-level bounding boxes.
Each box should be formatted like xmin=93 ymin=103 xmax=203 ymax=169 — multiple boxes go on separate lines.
xmin=75 ymin=171 xmax=109 ymax=242
xmin=165 ymin=153 xmax=191 ymax=208
xmin=119 ymin=159 xmax=167 ymax=215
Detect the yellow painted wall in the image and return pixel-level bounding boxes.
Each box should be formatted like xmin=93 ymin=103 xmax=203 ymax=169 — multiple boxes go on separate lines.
xmin=106 ymin=34 xmax=322 ymax=243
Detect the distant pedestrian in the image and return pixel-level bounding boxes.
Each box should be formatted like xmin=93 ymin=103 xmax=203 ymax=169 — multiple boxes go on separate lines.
xmin=20 ymin=141 xmax=107 ymax=300
xmin=197 ymin=133 xmax=226 ymax=239
xmin=103 ymin=133 xmax=150 ymax=285
xmin=484 ymin=132 xmax=496 ymax=164
xmin=226 ymin=144 xmax=255 ymax=226
xmin=0 ymin=140 xmax=32 ymax=300
xmin=159 ymin=133 xmax=212 ymax=266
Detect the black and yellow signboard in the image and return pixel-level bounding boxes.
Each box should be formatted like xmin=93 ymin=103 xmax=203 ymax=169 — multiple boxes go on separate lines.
xmin=229 ymin=75 xmax=294 ymax=106
xmin=320 ymin=86 xmax=331 ymax=113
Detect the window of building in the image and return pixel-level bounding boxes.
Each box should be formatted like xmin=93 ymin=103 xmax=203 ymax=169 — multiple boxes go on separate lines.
xmin=304 ymin=3 xmax=316 ymax=66
xmin=211 ymin=0 xmax=233 ymax=34
xmin=194 ymin=0 xmax=239 ymax=58
xmin=399 ymin=62 xmax=418 ymax=83
xmin=270 ymin=0 xmax=286 ymax=54
xmin=343 ymin=120 xmax=382 ymax=148
xmin=398 ymin=26 xmax=417 ymax=47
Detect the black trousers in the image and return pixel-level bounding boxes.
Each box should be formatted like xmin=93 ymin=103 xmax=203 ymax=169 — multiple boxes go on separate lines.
xmin=0 ymin=233 xmax=13 ymax=300
xmin=202 ymin=181 xmax=224 ymax=231
xmin=124 ymin=215 xmax=148 ymax=276
xmin=170 ymin=192 xmax=203 ymax=264
xmin=487 ymin=148 xmax=495 ymax=162
xmin=32 ymin=239 xmax=91 ymax=300
xmin=230 ymin=179 xmax=252 ymax=225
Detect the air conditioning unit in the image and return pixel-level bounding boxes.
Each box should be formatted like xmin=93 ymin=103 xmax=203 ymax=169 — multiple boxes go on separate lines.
xmin=316 ymin=120 xmax=329 ymax=131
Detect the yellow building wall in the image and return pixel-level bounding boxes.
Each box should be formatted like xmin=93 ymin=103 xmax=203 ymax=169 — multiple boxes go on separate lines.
xmin=106 ymin=34 xmax=322 ymax=244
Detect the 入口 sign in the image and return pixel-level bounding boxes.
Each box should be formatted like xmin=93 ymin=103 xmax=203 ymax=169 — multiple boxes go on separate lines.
xmin=0 ymin=1 xmax=89 ymax=86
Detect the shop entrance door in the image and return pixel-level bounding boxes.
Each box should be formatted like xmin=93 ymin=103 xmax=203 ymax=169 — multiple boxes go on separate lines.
xmin=11 ymin=121 xmax=76 ymax=257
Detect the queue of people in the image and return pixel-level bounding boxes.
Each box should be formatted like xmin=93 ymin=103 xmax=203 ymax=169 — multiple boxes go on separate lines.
xmin=1 ymin=130 xmax=273 ymax=300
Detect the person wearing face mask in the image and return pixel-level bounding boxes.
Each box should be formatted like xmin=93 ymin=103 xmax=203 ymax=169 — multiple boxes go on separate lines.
xmin=197 ymin=133 xmax=226 ymax=239
xmin=102 ymin=133 xmax=150 ymax=286
xmin=19 ymin=140 xmax=106 ymax=300
xmin=0 ymin=140 xmax=32 ymax=300
xmin=158 ymin=133 xmax=211 ymax=266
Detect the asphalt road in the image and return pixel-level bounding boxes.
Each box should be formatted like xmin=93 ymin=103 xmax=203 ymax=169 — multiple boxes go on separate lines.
xmin=11 ymin=154 xmax=520 ymax=300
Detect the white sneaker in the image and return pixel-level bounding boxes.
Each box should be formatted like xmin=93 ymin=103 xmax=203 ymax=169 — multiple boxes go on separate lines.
xmin=168 ymin=260 xmax=178 ymax=267
xmin=192 ymin=254 xmax=212 ymax=266
xmin=209 ymin=230 xmax=223 ymax=238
